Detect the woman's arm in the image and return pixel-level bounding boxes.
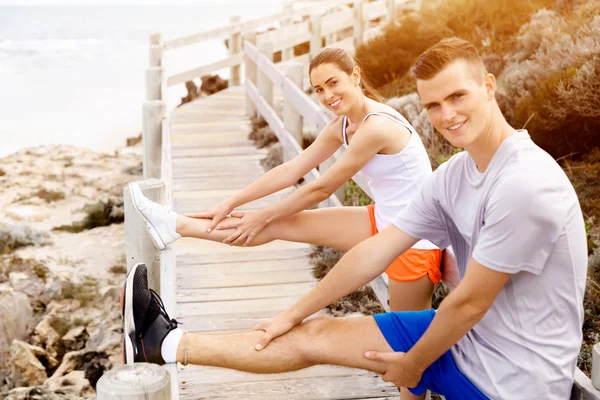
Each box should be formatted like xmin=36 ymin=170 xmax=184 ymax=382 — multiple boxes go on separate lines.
xmin=220 ymin=118 xmax=404 ymax=245
xmin=225 ymin=118 xmax=343 ymax=210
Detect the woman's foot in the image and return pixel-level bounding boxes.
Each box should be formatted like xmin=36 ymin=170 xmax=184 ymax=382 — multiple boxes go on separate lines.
xmin=128 ymin=182 xmax=181 ymax=250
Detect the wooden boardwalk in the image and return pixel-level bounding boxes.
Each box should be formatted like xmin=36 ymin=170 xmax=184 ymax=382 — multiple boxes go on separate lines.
xmin=168 ymin=86 xmax=398 ymax=399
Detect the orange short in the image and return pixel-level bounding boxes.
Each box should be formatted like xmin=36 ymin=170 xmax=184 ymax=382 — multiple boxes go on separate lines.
xmin=367 ymin=204 xmax=442 ymax=284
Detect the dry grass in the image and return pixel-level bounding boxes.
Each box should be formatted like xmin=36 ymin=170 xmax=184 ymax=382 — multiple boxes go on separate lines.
xmin=53 ymin=197 xmax=124 ymax=233
xmin=0 ymin=224 xmax=52 ymax=254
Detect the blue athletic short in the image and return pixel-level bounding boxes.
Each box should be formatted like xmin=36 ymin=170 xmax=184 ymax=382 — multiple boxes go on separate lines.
xmin=373 ymin=309 xmax=488 ymax=399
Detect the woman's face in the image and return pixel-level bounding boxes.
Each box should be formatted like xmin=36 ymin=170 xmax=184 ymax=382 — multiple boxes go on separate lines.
xmin=310 ymin=63 xmax=360 ymax=115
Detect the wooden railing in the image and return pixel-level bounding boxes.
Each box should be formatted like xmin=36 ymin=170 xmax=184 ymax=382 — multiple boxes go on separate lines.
xmin=111 ymin=1 xmax=600 ymax=399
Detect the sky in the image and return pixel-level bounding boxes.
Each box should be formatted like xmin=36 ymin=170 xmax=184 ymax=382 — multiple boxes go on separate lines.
xmin=0 ymin=0 xmax=284 ymax=5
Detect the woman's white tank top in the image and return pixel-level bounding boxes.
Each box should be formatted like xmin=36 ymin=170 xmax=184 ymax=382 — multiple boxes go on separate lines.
xmin=342 ymin=111 xmax=437 ymax=250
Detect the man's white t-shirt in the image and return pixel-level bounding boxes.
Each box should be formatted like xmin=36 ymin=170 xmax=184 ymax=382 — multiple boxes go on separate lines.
xmin=392 ymin=131 xmax=588 ymax=399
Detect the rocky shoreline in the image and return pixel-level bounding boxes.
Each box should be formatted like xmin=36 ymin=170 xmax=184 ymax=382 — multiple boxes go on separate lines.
xmin=0 ymin=144 xmax=142 ymax=399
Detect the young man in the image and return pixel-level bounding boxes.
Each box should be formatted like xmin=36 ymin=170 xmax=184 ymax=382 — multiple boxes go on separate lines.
xmin=121 ymin=38 xmax=588 ymax=399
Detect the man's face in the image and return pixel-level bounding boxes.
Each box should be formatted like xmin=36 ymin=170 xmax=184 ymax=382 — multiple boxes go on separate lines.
xmin=417 ymin=60 xmax=495 ymax=149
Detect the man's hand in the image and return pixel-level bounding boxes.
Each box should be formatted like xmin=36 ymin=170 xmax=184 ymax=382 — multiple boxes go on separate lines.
xmin=364 ymin=350 xmax=423 ymax=389
xmin=253 ymin=311 xmax=301 ymax=351
xmin=217 ymin=210 xmax=272 ymax=246
xmin=185 ymin=200 xmax=234 ymax=233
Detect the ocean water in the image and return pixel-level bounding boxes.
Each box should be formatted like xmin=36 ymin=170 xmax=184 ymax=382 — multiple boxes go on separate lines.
xmin=0 ymin=3 xmax=285 ymax=158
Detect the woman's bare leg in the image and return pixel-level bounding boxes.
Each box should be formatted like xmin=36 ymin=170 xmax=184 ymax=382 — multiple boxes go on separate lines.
xmin=176 ymin=206 xmax=372 ymax=251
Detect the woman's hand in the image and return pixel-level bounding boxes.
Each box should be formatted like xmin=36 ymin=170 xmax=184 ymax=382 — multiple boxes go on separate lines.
xmin=253 ymin=311 xmax=302 ymax=351
xmin=216 ymin=210 xmax=272 ymax=246
xmin=185 ymin=200 xmax=234 ymax=233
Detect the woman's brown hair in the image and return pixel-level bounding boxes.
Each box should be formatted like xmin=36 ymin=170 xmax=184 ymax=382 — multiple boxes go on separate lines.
xmin=309 ymin=48 xmax=383 ymax=102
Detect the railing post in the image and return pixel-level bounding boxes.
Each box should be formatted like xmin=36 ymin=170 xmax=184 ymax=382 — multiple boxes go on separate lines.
xmin=229 ymin=16 xmax=242 ymax=86
xmin=386 ymin=0 xmax=396 ymax=25
xmin=142 ymin=100 xmax=167 ymax=179
xmin=124 ymin=179 xmax=166 ymax=294
xmin=309 ymin=14 xmax=322 ymax=59
xmin=257 ymin=37 xmax=274 ymax=109
xmin=282 ymin=1 xmax=295 ymax=61
xmin=149 ymin=33 xmax=163 ymax=67
xmin=593 ymin=343 xmax=600 ymax=390
xmin=353 ymin=0 xmax=364 ymax=49
xmin=146 ymin=67 xmax=164 ymax=101
xmin=96 ymin=363 xmax=170 ymax=400
xmin=244 ymin=32 xmax=258 ymax=117
xmin=284 ymin=62 xmax=304 ymax=162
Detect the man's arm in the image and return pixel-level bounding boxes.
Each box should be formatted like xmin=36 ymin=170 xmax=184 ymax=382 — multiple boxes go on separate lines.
xmin=368 ymin=258 xmax=511 ymax=385
xmin=254 ymin=225 xmax=419 ymax=350
xmin=288 ymin=225 xmax=419 ymax=322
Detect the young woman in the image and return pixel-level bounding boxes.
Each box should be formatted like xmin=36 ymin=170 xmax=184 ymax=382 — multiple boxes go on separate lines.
xmin=131 ymin=49 xmax=441 ymax=314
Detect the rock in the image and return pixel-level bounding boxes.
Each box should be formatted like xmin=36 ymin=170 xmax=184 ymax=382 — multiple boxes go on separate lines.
xmin=40 ymin=279 xmax=62 ymax=306
xmin=0 ymin=287 xmax=34 ymax=355
xmin=47 ymin=350 xmax=84 ymax=379
xmin=9 ymin=272 xmax=43 ymax=298
xmin=200 ymin=74 xmax=228 ymax=95
xmin=126 ymin=133 xmax=142 ymax=147
xmin=0 ymin=224 xmax=52 ymax=253
xmin=179 ymin=80 xmax=203 ymax=106
xmin=31 ymin=316 xmax=63 ymax=368
xmin=61 ymin=326 xmax=88 ymax=352
xmin=5 ymin=386 xmax=81 ymax=400
xmin=4 ymin=207 xmax=49 ymax=223
xmin=10 ymin=340 xmax=47 ymax=387
xmin=86 ymin=321 xmax=121 ymax=355
xmin=122 ymin=163 xmax=142 ymax=175
xmin=100 ymin=285 xmax=120 ymax=304
xmin=44 ymin=370 xmax=94 ymax=398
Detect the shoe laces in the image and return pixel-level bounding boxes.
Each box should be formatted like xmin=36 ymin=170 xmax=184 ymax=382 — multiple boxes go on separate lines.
xmin=150 ymin=288 xmax=181 ymax=331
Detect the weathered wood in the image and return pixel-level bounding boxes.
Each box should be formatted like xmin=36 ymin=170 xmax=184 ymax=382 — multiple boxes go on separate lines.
xmin=176 ymin=282 xmax=316 ymax=303
xmin=142 ymin=100 xmax=166 ymax=179
xmin=244 ymin=33 xmax=257 ymax=117
xmin=593 ymin=343 xmax=600 ymax=390
xmin=387 ymin=0 xmax=397 ymax=24
xmin=167 ymin=53 xmax=243 ymax=87
xmin=321 ymin=8 xmax=353 ymax=37
xmin=163 ymin=25 xmax=234 ymax=51
xmin=283 ymin=62 xmax=304 ymax=162
xmin=229 ymin=16 xmax=242 ymax=86
xmin=178 ymin=370 xmax=398 ymax=399
xmin=281 ymin=1 xmax=295 ymax=61
xmin=149 ymin=33 xmax=162 ymax=68
xmin=354 ymin=0 xmax=364 ymax=48
xmin=256 ymin=38 xmax=274 ymax=109
xmin=146 ymin=66 xmax=164 ymax=101
xmin=310 ymin=14 xmax=322 ymax=59
xmin=572 ymin=368 xmax=600 ymax=400
xmin=363 ymin=0 xmax=386 ymax=22
xmin=177 ymin=269 xmax=316 ymax=290
xmin=256 ymin=21 xmax=311 ymax=53
xmin=97 ymin=363 xmax=170 ymax=400
xmin=124 ymin=179 xmax=165 ymax=293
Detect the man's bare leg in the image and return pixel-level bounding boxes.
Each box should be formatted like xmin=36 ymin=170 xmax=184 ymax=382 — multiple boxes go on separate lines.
xmin=174 ymin=317 xmax=391 ymax=374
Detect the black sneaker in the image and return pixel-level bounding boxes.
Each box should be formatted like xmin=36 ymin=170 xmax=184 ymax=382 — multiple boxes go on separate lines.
xmin=137 ymin=299 xmax=180 ymax=365
xmin=121 ymin=263 xmax=152 ymax=365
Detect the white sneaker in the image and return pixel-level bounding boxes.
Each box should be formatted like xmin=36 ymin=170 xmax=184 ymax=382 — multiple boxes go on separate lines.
xmin=128 ymin=182 xmax=181 ymax=250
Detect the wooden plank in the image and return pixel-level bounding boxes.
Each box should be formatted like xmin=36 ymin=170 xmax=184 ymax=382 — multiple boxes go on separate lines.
xmin=170 ymin=131 xmax=250 ymax=144
xmin=178 ymin=296 xmax=305 ymax=316
xmin=179 ymin=365 xmax=377 ymax=385
xmin=176 ymin=282 xmax=317 ymax=303
xmin=167 ymin=53 xmax=244 ymax=87
xmin=363 ymin=0 xmax=386 ymax=21
xmin=321 ymin=8 xmax=354 ymax=37
xmin=240 ymin=12 xmax=287 ymax=32
xmin=256 ymin=21 xmax=311 ymax=53
xmin=176 ymin=309 xmax=307 ymax=332
xmin=179 ymin=372 xmax=398 ymax=399
xmin=176 ymin=269 xmax=316 ymax=289
xmin=325 ymin=36 xmax=355 ymax=54
xmin=163 ymin=25 xmax=234 ymax=50
xmin=176 ymin=248 xmax=311 ymax=265
xmin=176 ymin=257 xmax=311 ymax=272
xmin=572 ymin=368 xmax=600 ymax=400
xmin=245 ymin=40 xmax=285 ymax=89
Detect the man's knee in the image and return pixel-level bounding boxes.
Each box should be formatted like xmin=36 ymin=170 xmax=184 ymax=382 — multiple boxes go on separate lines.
xmin=295 ymin=317 xmax=334 ymax=364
